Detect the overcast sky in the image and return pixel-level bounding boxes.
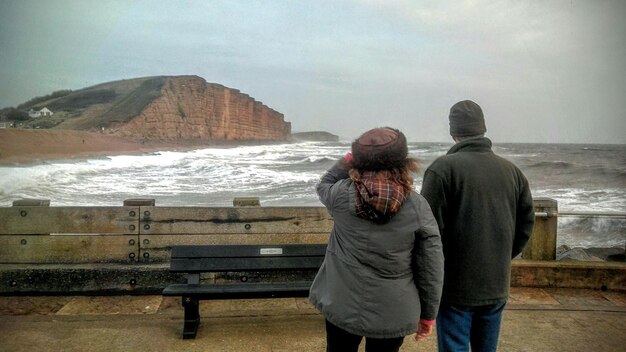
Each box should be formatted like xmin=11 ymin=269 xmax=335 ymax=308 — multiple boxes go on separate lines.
xmin=1 ymin=0 xmax=624 ymax=143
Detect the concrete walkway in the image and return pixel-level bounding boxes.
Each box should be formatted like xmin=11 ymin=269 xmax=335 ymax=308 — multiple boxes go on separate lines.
xmin=1 ymin=287 xmax=624 ymax=352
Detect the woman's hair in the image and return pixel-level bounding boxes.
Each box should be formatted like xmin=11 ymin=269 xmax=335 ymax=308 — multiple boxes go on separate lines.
xmin=349 ymin=158 xmax=420 ymax=192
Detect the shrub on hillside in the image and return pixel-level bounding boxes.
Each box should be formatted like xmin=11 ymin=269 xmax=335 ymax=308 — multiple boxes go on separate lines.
xmin=5 ymin=108 xmax=30 ymax=121
xmin=17 ymin=89 xmax=73 ymax=109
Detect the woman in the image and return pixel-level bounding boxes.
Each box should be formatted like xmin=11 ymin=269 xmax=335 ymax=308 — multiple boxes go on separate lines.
xmin=309 ymin=127 xmax=444 ymax=352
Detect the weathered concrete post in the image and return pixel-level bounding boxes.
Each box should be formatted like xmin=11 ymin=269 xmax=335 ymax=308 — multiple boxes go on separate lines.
xmin=523 ymin=198 xmax=558 ymax=260
xmin=123 ymin=199 xmax=155 ymax=206
xmin=12 ymin=199 xmax=51 ymax=207
xmin=233 ymin=197 xmax=261 ymax=207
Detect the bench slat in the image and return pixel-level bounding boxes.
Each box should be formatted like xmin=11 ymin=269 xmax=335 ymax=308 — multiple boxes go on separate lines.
xmin=171 ymin=244 xmax=327 ymax=258
xmin=163 ymin=281 xmax=313 ymax=299
xmin=170 ymin=256 xmax=324 ymax=272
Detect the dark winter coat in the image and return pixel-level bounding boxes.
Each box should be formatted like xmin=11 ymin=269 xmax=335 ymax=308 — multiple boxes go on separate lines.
xmin=309 ymin=163 xmax=444 ymax=338
xmin=421 ymin=137 xmax=535 ymax=306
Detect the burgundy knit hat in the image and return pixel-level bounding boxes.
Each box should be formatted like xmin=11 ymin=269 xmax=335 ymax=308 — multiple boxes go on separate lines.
xmin=351 ymin=127 xmax=408 ymax=171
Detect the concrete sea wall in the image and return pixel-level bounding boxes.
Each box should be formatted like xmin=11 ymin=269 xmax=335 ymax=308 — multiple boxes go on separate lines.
xmin=0 ymin=198 xmax=624 ymax=294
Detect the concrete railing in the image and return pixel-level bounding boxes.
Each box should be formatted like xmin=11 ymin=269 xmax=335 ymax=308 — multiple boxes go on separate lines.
xmin=0 ymin=197 xmax=624 ymax=294
xmin=523 ymin=198 xmax=558 ymax=261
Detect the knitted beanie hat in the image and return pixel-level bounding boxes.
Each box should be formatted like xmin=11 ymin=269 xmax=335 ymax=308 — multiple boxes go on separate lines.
xmin=449 ymin=100 xmax=487 ymax=137
xmin=351 ymin=127 xmax=408 ymax=171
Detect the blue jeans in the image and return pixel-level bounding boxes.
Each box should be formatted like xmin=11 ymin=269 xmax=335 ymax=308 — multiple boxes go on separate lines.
xmin=436 ymin=302 xmax=506 ymax=352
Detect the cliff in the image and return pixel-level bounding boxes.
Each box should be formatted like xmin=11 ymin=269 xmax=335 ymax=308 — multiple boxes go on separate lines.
xmin=109 ymin=76 xmax=290 ymax=141
xmin=14 ymin=76 xmax=291 ymax=142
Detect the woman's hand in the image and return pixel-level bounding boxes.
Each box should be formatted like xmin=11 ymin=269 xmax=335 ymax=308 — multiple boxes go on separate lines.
xmin=415 ymin=319 xmax=435 ymax=341
xmin=342 ymin=152 xmax=353 ymax=168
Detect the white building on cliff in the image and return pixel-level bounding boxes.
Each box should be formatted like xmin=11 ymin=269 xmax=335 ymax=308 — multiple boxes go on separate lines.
xmin=28 ymin=107 xmax=54 ymax=118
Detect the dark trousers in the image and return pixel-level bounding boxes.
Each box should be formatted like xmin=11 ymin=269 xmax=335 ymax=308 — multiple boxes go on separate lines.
xmin=325 ymin=320 xmax=405 ymax=352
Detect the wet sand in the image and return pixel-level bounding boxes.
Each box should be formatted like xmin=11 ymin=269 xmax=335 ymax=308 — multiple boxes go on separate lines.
xmin=0 ymin=129 xmax=205 ymax=165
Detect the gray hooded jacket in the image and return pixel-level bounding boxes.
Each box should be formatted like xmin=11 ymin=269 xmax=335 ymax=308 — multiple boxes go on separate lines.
xmin=309 ymin=163 xmax=444 ymax=338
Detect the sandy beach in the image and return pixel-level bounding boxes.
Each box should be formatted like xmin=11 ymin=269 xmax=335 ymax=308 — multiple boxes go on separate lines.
xmin=0 ymin=129 xmax=202 ymax=165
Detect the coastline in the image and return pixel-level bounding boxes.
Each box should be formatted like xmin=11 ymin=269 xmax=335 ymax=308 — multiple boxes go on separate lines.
xmin=0 ymin=129 xmax=276 ymax=166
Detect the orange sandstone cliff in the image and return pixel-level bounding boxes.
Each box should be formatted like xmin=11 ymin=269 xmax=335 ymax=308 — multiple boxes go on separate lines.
xmin=109 ymin=76 xmax=290 ymax=141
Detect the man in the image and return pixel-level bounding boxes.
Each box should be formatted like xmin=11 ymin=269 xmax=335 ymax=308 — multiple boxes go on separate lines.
xmin=421 ymin=100 xmax=535 ymax=352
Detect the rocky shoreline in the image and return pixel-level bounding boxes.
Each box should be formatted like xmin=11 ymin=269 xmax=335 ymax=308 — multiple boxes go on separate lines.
xmin=557 ymin=245 xmax=625 ymax=262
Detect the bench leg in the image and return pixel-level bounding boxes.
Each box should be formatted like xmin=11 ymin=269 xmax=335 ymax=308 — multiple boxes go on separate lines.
xmin=182 ymin=296 xmax=200 ymax=339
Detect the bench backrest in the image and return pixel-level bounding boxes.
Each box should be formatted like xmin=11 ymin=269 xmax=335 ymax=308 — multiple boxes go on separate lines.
xmin=169 ymin=244 xmax=327 ymax=273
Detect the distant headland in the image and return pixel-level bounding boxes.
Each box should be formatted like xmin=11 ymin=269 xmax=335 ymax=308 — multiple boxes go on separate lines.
xmin=291 ymin=131 xmax=339 ymax=142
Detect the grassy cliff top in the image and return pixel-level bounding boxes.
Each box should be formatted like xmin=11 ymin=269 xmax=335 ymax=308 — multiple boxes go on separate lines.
xmin=9 ymin=76 xmax=166 ymax=131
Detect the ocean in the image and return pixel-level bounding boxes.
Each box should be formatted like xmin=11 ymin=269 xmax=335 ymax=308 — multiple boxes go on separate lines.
xmin=0 ymin=141 xmax=624 ymax=249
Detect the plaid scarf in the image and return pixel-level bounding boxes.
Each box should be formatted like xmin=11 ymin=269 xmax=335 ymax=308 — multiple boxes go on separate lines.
xmin=354 ymin=171 xmax=407 ymax=224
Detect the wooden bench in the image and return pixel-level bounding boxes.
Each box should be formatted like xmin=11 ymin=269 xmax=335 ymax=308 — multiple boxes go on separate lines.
xmin=162 ymin=243 xmax=327 ymax=339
